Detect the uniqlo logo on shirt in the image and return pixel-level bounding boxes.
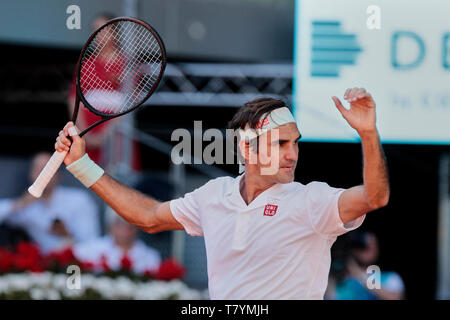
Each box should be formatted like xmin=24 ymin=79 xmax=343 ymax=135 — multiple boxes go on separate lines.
xmin=263 ymin=204 xmax=278 ymax=216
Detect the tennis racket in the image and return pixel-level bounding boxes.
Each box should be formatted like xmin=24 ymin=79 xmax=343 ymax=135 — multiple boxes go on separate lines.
xmin=28 ymin=17 xmax=166 ymax=198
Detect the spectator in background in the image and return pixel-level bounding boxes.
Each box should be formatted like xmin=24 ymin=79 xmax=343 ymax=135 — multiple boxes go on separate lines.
xmin=67 ymin=12 xmax=141 ymax=170
xmin=0 ymin=152 xmax=100 ymax=253
xmin=327 ymin=231 xmax=405 ymax=300
xmin=73 ymin=207 xmax=161 ymax=275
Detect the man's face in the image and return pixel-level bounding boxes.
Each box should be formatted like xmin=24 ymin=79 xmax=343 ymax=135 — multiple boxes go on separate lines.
xmin=249 ymin=122 xmax=300 ymax=184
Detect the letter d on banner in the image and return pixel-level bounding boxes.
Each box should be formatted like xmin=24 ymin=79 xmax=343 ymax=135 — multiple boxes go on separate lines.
xmin=391 ymin=31 xmax=425 ymax=70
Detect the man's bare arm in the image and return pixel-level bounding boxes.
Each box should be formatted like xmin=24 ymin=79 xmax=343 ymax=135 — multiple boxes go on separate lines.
xmin=91 ymin=174 xmax=184 ymax=233
xmin=338 ymin=130 xmax=390 ymax=223
xmin=55 ymin=122 xmax=184 ymax=234
xmin=332 ymin=88 xmax=390 ymax=224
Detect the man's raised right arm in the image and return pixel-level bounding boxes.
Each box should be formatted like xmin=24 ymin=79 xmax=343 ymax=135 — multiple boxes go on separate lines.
xmin=56 ymin=122 xmax=184 ymax=234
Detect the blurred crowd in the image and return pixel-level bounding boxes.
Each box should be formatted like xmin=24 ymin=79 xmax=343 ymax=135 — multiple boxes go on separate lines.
xmin=0 ymin=12 xmax=169 ymax=281
xmin=325 ymin=230 xmax=405 ymax=300
xmin=0 ymin=152 xmax=161 ymax=276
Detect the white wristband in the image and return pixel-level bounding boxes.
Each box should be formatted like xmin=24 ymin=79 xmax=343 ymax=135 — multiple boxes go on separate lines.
xmin=66 ymin=154 xmax=104 ymax=188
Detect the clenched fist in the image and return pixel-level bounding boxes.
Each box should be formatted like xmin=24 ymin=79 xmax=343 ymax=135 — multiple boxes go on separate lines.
xmin=55 ymin=122 xmax=86 ymax=166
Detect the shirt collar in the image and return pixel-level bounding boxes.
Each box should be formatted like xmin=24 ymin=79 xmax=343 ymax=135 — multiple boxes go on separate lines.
xmin=227 ymin=173 xmax=286 ymax=211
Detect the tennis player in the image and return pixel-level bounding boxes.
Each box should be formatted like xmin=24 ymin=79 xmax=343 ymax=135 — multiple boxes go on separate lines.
xmin=55 ymin=87 xmax=389 ymax=299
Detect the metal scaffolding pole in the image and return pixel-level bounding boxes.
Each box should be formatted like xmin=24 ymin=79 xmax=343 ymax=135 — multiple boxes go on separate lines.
xmin=110 ymin=0 xmax=140 ymax=185
xmin=170 ymin=161 xmax=187 ymax=264
xmin=437 ymin=153 xmax=450 ymax=299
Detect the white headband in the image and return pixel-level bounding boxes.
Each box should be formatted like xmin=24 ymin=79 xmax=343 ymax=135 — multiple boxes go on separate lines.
xmin=237 ymin=106 xmax=296 ymax=173
xmin=238 ymin=107 xmax=296 ymax=142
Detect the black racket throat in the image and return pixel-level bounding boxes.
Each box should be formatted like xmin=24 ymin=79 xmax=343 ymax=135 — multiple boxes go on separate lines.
xmin=70 ymin=89 xmax=117 ymax=138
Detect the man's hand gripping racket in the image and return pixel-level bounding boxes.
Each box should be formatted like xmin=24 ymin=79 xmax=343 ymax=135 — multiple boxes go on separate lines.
xmin=28 ymin=17 xmax=166 ymax=197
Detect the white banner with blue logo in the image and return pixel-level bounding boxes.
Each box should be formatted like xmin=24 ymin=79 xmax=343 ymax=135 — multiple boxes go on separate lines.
xmin=293 ymin=0 xmax=450 ymax=144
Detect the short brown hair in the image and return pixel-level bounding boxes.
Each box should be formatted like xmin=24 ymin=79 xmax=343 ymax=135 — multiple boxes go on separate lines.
xmin=228 ymin=97 xmax=289 ymax=131
xmin=228 ymin=98 xmax=289 ymax=155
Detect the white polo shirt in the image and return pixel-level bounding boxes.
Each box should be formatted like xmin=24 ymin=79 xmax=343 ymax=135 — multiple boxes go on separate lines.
xmin=170 ymin=174 xmax=366 ymax=300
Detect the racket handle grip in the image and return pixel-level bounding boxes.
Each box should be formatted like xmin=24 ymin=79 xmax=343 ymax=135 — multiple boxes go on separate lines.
xmin=28 ymin=150 xmax=67 ymax=198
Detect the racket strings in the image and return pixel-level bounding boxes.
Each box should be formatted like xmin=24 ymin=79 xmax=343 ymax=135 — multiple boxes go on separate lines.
xmin=81 ymin=22 xmax=132 ymax=110
xmin=109 ymin=21 xmax=162 ymax=96
xmin=117 ymin=26 xmax=155 ymax=89
xmin=84 ymin=23 xmax=119 ymax=59
xmin=112 ymin=22 xmax=163 ymax=112
xmin=80 ymin=20 xmax=163 ymax=115
xmin=117 ymin=25 xmax=162 ymax=112
xmin=81 ymin=22 xmax=124 ymax=111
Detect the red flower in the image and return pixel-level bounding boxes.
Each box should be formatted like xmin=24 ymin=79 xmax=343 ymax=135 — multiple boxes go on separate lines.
xmin=28 ymin=262 xmax=44 ymax=273
xmin=12 ymin=242 xmax=42 ymax=272
xmin=120 ymin=254 xmax=132 ymax=271
xmin=13 ymin=254 xmax=36 ymax=271
xmin=1 ymin=242 xmax=79 ymax=273
xmin=55 ymin=247 xmax=76 ymax=266
xmin=79 ymin=261 xmax=95 ymax=272
xmin=15 ymin=242 xmax=40 ymax=259
xmin=155 ymin=258 xmax=186 ymax=281
xmin=0 ymin=248 xmax=14 ymax=272
xmin=43 ymin=246 xmax=77 ymax=270
xmin=143 ymin=269 xmax=155 ymax=278
xmin=100 ymin=254 xmax=111 ymax=272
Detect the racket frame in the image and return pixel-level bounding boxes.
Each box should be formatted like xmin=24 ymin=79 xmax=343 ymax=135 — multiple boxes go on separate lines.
xmin=73 ymin=16 xmax=167 ymax=137
xmin=28 ymin=17 xmax=166 ymax=198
